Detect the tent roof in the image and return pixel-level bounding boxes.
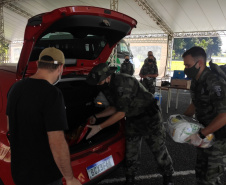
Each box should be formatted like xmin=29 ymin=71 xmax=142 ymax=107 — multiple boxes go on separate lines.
xmin=4 ymin=0 xmax=226 ymax=42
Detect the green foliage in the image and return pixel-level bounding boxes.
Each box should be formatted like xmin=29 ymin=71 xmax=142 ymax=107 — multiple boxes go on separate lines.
xmin=173 ymin=37 xmax=222 ymax=60
xmin=206 ymin=37 xmax=222 ymax=59
xmin=0 ymin=42 xmax=9 ymax=62
xmin=195 ymin=39 xmax=210 ymax=50
xmin=172 ymin=50 xmax=175 ymax=59
xmin=173 ymin=38 xmax=186 ymax=58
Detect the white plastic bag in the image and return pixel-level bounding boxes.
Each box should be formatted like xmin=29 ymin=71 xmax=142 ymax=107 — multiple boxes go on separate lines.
xmin=166 ymin=114 xmax=214 ymax=148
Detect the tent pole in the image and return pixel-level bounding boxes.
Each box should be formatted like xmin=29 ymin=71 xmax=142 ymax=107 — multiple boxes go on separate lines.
xmin=165 ymin=35 xmax=174 ymax=79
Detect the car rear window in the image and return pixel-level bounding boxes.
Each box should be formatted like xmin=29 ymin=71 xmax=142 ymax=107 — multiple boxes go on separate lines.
xmin=29 ymin=32 xmax=107 ymax=63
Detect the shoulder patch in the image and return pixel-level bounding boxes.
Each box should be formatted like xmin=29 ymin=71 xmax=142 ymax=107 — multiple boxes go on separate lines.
xmin=213 ymin=85 xmax=224 ymax=98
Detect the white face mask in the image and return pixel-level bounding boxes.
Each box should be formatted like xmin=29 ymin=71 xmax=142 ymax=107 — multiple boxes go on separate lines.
xmin=53 ymin=67 xmax=63 ymax=86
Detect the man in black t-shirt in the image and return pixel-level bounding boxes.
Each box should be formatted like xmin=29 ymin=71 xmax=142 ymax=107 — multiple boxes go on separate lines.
xmin=6 ymin=48 xmax=81 ymax=185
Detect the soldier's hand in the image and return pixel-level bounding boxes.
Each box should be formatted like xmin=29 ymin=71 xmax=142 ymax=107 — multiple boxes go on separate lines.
xmin=185 ymin=133 xmax=203 ymax=147
xmin=86 ymin=125 xmax=102 ymax=139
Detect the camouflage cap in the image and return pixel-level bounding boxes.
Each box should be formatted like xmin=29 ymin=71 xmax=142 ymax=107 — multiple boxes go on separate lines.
xmin=86 ymin=63 xmax=117 ymax=85
xmin=39 ymin=47 xmax=65 ymax=65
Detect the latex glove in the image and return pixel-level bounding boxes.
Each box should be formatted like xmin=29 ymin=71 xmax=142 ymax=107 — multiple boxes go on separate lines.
xmin=185 ymin=133 xmax=203 ymax=147
xmin=89 ymin=115 xmax=97 ymax=125
xmin=86 ymin=125 xmax=102 ymax=139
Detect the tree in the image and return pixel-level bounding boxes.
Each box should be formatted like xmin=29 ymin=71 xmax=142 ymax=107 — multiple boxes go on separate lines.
xmin=195 ymin=39 xmax=210 ymax=50
xmin=173 ymin=38 xmax=186 ymax=58
xmin=0 ymin=42 xmax=9 ymax=62
xmin=184 ymin=38 xmax=198 ymax=50
xmin=173 ymin=37 xmax=222 ymax=60
xmin=172 ymin=50 xmax=176 ymax=59
xmin=206 ymin=37 xmax=221 ymax=59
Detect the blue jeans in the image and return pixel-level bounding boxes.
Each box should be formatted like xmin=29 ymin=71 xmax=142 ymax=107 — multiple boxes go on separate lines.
xmin=45 ymin=178 xmax=63 ymax=185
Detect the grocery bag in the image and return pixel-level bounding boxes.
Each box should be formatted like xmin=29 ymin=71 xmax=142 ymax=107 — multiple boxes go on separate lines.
xmin=165 ymin=114 xmax=214 ymax=148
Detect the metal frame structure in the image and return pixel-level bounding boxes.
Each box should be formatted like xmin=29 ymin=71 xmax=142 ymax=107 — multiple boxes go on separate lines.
xmin=174 ymin=31 xmax=226 ymax=38
xmin=134 ymin=0 xmax=173 ymax=36
xmin=132 ymin=0 xmax=226 ymax=76
xmin=108 ymin=0 xmax=118 ymax=67
xmin=165 ymin=35 xmax=174 ymax=77
xmin=134 ymin=0 xmax=174 ymax=76
xmin=0 ymin=0 xmax=32 ymax=62
xmin=0 ymin=0 xmax=225 ymax=66
xmin=127 ymin=33 xmax=168 ymax=38
xmin=4 ymin=2 xmax=32 ymax=19
xmin=0 ymin=1 xmax=6 ymax=62
xmin=125 ymin=33 xmax=168 ymax=43
xmin=127 ymin=31 xmax=226 ymax=39
xmin=125 ymin=37 xmax=167 ymax=43
xmin=110 ymin=0 xmax=118 ymax=12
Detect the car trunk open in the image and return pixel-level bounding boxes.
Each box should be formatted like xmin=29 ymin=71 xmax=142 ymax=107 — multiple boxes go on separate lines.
xmin=56 ymin=80 xmax=121 ymax=153
xmin=16 ymin=6 xmax=136 ymax=153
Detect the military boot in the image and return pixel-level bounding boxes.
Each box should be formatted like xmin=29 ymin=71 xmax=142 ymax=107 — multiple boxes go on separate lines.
xmin=124 ymin=175 xmax=136 ymax=185
xmin=163 ymin=175 xmax=174 ymax=185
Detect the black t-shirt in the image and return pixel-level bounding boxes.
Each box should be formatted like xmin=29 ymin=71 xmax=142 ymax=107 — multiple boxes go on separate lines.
xmin=6 ymin=78 xmax=68 ymax=185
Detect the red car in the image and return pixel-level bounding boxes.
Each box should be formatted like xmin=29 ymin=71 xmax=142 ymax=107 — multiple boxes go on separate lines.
xmin=0 ymin=6 xmax=137 ymax=185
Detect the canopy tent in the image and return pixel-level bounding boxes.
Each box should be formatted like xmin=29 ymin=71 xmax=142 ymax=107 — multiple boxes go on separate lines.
xmin=3 ymin=0 xmax=226 ymax=41
xmin=2 ymin=0 xmax=226 ymax=76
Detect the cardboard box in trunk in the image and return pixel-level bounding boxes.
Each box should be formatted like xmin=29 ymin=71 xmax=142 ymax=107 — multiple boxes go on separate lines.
xmin=171 ymin=79 xmax=191 ymax=89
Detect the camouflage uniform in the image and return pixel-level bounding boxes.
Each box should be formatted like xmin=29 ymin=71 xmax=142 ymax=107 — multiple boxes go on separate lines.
xmin=139 ymin=58 xmax=158 ymax=94
xmin=120 ymin=61 xmax=134 ymax=76
xmin=105 ymin=73 xmax=174 ymax=177
xmin=190 ymin=67 xmax=226 ymax=185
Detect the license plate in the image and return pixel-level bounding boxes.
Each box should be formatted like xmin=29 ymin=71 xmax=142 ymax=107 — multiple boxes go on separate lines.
xmin=86 ymin=155 xmax=115 ymax=179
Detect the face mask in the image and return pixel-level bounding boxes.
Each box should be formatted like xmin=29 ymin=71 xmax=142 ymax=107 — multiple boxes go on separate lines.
xmin=53 ymin=68 xmax=63 ymax=86
xmin=125 ymin=59 xmax=129 ymax=62
xmin=184 ymin=61 xmax=200 ymax=79
xmin=148 ymin=59 xmax=154 ymax=63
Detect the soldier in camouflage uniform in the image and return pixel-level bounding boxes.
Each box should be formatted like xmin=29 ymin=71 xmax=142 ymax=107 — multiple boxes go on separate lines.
xmin=120 ymin=55 xmax=134 ymax=76
xmin=86 ymin=63 xmax=174 ymax=185
xmin=139 ymin=51 xmax=158 ymax=94
xmin=183 ymin=46 xmax=226 ymax=185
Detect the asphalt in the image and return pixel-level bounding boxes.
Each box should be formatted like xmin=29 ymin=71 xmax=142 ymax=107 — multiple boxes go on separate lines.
xmin=97 ymin=88 xmax=226 ymax=185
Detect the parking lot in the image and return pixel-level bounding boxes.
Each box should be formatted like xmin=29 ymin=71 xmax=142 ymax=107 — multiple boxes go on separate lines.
xmin=97 ymin=89 xmax=226 ymax=185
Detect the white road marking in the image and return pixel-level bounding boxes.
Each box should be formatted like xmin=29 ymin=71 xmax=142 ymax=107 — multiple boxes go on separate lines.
xmin=98 ymin=170 xmax=195 ymax=184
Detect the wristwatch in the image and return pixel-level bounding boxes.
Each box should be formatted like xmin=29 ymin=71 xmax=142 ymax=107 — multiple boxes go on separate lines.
xmin=198 ymin=129 xmax=206 ymax=139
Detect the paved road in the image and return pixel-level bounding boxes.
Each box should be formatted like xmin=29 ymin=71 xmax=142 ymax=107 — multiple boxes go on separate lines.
xmin=97 ymin=89 xmax=226 ymax=185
